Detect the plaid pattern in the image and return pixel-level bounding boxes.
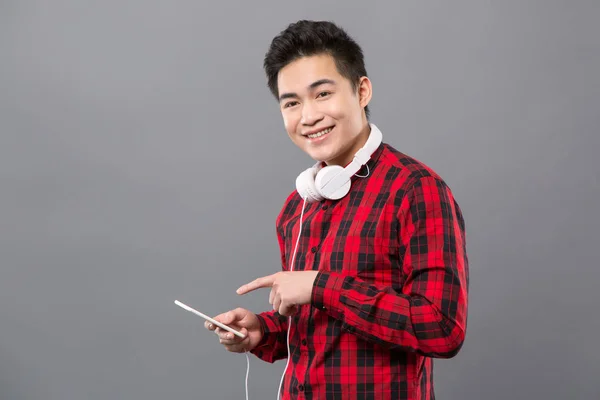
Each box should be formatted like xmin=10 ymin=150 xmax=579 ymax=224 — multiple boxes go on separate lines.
xmin=251 ymin=142 xmax=469 ymax=399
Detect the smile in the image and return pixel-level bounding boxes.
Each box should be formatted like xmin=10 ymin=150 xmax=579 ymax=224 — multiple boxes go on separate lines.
xmin=307 ymin=127 xmax=333 ymax=139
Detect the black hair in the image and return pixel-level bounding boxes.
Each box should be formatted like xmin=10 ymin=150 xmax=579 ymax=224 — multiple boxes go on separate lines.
xmin=264 ymin=20 xmax=370 ymax=119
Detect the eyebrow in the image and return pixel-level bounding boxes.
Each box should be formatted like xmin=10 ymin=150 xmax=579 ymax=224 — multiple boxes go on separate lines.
xmin=278 ymin=79 xmax=336 ymax=101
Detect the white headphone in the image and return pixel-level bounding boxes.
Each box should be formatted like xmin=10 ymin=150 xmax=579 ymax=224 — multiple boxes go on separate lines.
xmin=295 ymin=123 xmax=383 ymax=202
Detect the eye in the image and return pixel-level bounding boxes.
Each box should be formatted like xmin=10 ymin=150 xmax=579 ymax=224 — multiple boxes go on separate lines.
xmin=284 ymin=101 xmax=298 ymax=108
xmin=317 ymin=91 xmax=331 ymax=98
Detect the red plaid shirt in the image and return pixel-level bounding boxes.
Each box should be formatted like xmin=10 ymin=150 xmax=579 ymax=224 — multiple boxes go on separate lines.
xmin=251 ymin=141 xmax=469 ymax=399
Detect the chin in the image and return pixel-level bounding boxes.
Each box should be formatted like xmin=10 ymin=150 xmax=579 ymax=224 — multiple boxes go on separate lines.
xmin=298 ymin=137 xmax=342 ymax=163
xmin=306 ymin=151 xmax=331 ymax=163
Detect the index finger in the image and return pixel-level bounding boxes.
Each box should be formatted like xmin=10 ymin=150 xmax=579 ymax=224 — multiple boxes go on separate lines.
xmin=236 ymin=274 xmax=277 ymax=295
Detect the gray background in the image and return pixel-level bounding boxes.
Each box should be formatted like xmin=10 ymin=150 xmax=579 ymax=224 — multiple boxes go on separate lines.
xmin=1 ymin=1 xmax=598 ymax=399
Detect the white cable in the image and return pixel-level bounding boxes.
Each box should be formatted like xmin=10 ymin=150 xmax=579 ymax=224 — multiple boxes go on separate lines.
xmin=277 ymin=197 xmax=307 ymax=400
xmin=245 ymin=351 xmax=250 ymax=400
xmin=354 ymin=164 xmax=370 ymax=178
xmin=242 ymin=197 xmax=306 ymax=400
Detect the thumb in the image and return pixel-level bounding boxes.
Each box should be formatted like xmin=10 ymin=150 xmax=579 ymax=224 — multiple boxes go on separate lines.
xmin=238 ymin=327 xmax=249 ymax=338
xmin=221 ymin=308 xmax=247 ymax=325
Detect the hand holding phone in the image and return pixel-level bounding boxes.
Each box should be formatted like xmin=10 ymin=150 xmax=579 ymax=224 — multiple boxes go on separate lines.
xmin=174 ymin=300 xmax=246 ymax=338
xmin=175 ymin=300 xmax=266 ymax=354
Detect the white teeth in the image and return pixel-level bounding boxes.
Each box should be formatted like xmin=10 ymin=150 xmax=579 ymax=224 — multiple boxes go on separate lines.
xmin=307 ymin=127 xmax=332 ymax=139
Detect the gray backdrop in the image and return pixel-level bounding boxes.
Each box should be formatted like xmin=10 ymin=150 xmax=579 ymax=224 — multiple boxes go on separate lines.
xmin=1 ymin=1 xmax=599 ymax=399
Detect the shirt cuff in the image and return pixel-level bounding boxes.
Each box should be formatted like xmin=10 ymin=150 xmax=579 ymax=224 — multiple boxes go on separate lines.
xmin=254 ymin=312 xmax=284 ymax=350
xmin=252 ymin=313 xmax=270 ymax=348
xmin=311 ymin=271 xmax=346 ymax=321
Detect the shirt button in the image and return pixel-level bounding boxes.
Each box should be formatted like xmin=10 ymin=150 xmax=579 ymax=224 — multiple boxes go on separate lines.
xmin=298 ymin=384 xmax=304 ymax=392
xmin=311 ymin=246 xmax=317 ymax=253
xmin=322 ymin=204 xmax=328 ymax=210
xmin=301 ymin=339 xmax=307 ymax=346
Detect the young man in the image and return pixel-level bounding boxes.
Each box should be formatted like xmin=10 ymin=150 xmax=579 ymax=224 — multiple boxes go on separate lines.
xmin=205 ymin=20 xmax=469 ymax=399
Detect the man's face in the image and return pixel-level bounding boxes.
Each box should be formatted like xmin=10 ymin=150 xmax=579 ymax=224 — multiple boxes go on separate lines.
xmin=277 ymin=53 xmax=372 ymax=166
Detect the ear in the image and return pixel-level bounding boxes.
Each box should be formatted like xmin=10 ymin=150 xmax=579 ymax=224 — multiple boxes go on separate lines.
xmin=357 ymin=76 xmax=373 ymax=109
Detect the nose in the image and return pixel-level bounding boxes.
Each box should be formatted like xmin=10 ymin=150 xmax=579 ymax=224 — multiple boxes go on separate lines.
xmin=300 ymin=101 xmax=323 ymax=126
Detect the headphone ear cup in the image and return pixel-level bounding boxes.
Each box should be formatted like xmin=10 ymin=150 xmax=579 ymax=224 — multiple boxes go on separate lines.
xmin=296 ymin=167 xmax=324 ymax=202
xmin=314 ymin=165 xmax=350 ymax=200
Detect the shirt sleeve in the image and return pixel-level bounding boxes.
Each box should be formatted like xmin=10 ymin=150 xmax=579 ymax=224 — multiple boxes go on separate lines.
xmin=311 ymin=176 xmax=469 ymax=358
xmin=249 ymin=207 xmax=292 ymax=363
xmin=249 ymin=310 xmax=289 ymax=363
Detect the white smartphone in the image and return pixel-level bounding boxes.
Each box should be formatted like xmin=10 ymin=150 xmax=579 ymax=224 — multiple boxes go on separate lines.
xmin=174 ymin=300 xmax=246 ymax=339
